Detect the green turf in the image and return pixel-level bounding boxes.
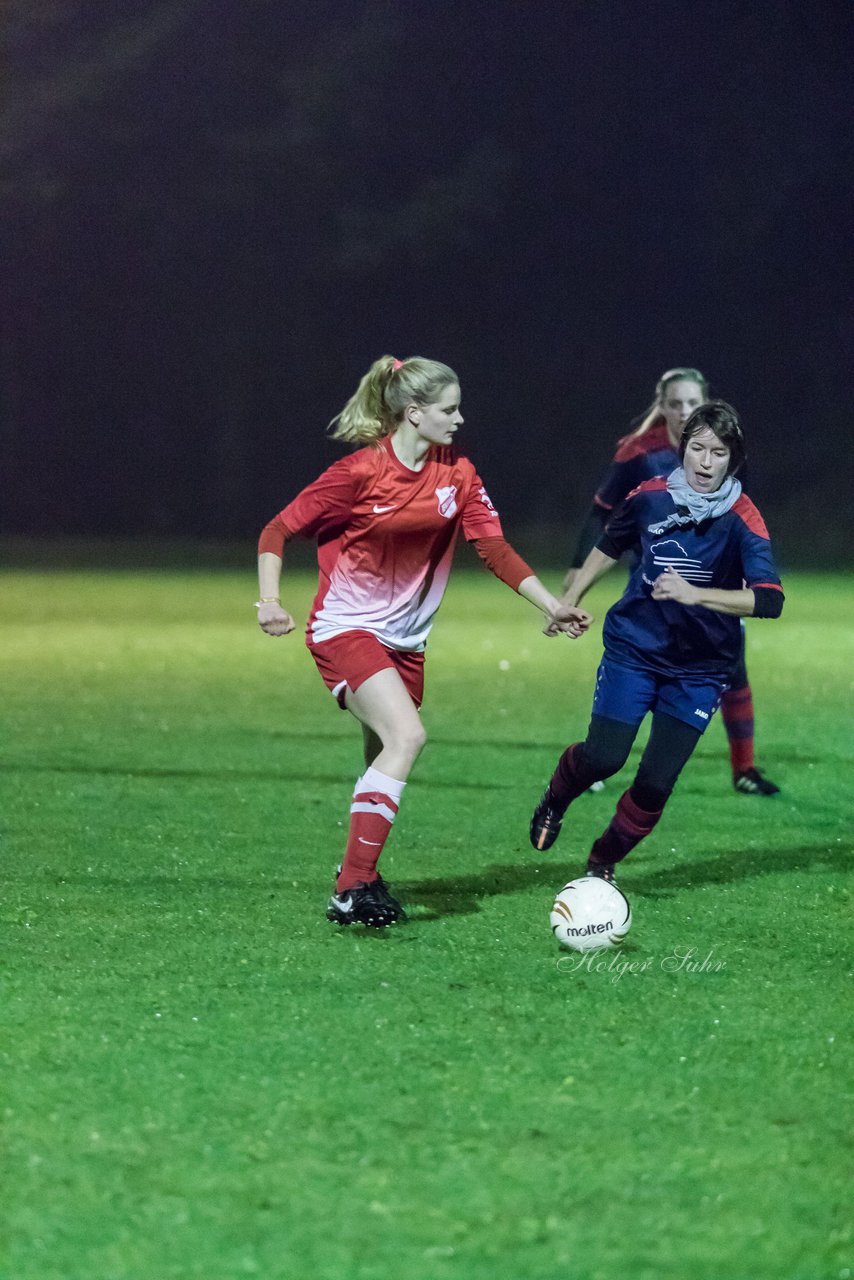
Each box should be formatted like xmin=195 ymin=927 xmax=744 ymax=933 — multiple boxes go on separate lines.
xmin=1 ymin=565 xmax=851 ymax=1280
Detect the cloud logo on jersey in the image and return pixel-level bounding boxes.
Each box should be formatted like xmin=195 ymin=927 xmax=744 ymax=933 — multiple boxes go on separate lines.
xmin=649 ymin=539 xmax=714 ymax=583
xmin=435 ymin=486 xmax=458 ymax=519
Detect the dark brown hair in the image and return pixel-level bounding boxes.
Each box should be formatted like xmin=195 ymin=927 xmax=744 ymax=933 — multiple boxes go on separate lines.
xmin=678 ymin=400 xmax=746 ymax=475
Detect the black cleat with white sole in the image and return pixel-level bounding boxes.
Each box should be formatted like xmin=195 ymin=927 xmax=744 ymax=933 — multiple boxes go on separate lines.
xmin=734 ymin=767 xmax=780 ymax=796
xmin=326 ymin=875 xmax=406 ymax=928
xmin=529 ymin=787 xmax=567 ymax=851
xmin=586 ymin=861 xmax=617 ymax=885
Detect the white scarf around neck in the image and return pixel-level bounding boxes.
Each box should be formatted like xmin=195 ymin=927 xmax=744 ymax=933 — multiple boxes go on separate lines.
xmin=648 ymin=467 xmax=742 ymax=536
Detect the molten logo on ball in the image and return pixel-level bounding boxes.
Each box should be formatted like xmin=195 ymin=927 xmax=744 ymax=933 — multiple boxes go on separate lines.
xmin=550 ymin=877 xmax=632 ymax=951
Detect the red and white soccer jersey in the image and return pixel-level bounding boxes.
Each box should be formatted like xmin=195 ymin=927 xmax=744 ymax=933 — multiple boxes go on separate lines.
xmin=276 ymin=437 xmax=504 ymax=651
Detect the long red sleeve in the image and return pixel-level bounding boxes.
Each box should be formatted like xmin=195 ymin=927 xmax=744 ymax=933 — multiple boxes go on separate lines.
xmin=258 ymin=513 xmax=294 ymax=557
xmin=472 ymin=535 xmax=534 ymax=592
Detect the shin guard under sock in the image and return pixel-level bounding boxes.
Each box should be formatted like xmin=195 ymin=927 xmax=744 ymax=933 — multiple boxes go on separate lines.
xmin=720 ymin=684 xmax=755 ymax=775
xmin=549 ymin=744 xmax=597 ymax=810
xmin=589 ymin=789 xmax=663 ymax=867
xmin=337 ymin=766 xmax=406 ymax=892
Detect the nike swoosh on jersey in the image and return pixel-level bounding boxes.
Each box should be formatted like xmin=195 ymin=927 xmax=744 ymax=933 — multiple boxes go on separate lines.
xmin=372 ymin=504 xmax=396 ymax=513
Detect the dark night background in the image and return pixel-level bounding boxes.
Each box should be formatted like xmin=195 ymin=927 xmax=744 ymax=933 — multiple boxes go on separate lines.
xmin=3 ymin=0 xmax=852 ymax=565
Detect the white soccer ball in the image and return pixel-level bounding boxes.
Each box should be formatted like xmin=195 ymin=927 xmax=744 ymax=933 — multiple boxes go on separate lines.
xmin=549 ymin=877 xmax=632 ymax=951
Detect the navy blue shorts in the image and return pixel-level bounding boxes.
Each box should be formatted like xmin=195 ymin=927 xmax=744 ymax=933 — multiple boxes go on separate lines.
xmin=591 ymin=655 xmax=725 ymax=733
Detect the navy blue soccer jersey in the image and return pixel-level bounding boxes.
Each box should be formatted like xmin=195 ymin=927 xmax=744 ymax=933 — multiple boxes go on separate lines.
xmin=572 ymin=420 xmax=683 ymax=567
xmin=595 ymin=421 xmax=678 ymax=512
xmin=597 ymin=478 xmax=783 ymax=679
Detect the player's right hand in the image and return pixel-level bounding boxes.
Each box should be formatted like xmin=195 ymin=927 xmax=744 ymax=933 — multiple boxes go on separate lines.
xmin=257 ymin=604 xmax=296 ymax=636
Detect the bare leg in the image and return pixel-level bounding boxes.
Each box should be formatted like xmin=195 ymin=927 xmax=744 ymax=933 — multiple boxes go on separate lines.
xmin=345 ymin=668 xmax=426 ymax=781
xmin=361 ymin=724 xmax=384 ymax=769
xmin=332 ymin=669 xmax=426 ymax=907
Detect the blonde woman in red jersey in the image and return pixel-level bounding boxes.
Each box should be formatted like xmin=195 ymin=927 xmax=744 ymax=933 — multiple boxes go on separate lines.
xmin=257 ymin=355 xmax=591 ymax=927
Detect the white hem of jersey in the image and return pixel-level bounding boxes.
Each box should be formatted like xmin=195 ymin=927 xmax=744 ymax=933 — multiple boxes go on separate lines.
xmin=311 ymin=621 xmax=428 ymax=653
xmin=331 ymin=679 xmax=348 ymax=701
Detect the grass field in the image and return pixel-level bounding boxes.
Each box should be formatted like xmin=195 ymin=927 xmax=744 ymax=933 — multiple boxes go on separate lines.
xmin=1 ymin=563 xmax=851 ymax=1280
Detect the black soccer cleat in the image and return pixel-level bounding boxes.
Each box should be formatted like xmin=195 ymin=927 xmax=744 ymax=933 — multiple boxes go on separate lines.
xmin=326 ymin=874 xmax=406 ymax=928
xmin=586 ymin=861 xmax=616 ymax=885
xmin=529 ymin=787 xmax=567 ymax=852
xmin=734 ymin=767 xmax=780 ymax=796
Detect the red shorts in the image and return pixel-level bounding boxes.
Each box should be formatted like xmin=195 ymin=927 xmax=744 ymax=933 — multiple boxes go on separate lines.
xmin=307 ymin=630 xmax=425 ymax=710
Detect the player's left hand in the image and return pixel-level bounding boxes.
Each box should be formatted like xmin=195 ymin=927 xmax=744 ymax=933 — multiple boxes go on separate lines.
xmin=651 ymin=565 xmax=697 ymax=605
xmin=544 ymin=604 xmax=593 ymax=638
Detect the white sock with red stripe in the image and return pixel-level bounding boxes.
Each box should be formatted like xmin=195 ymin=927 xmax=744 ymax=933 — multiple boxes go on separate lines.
xmin=336 ymin=766 xmax=406 ymax=892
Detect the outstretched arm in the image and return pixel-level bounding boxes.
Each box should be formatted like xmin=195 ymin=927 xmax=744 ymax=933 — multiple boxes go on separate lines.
xmin=563 ymin=547 xmax=619 ymax=606
xmin=564 ymin=505 xmax=610 ymax=590
xmin=545 ymin=547 xmax=618 ymax=635
xmin=472 ymin=536 xmax=592 ymax=638
xmin=556 ymin=487 xmax=643 ymax=626
xmin=560 ymin=552 xmax=614 ymax=596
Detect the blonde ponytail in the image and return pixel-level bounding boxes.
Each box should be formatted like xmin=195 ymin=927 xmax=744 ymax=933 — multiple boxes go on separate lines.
xmin=328 ymin=355 xmax=458 ymax=444
xmin=628 ymin=367 xmax=709 ymax=440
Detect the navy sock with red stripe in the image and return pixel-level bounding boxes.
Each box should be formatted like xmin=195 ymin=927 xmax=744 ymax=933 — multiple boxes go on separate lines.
xmin=589 ymin=789 xmax=663 ymax=867
xmin=720 ymin=683 xmax=755 ymax=776
xmin=548 ymin=743 xmax=596 ymax=809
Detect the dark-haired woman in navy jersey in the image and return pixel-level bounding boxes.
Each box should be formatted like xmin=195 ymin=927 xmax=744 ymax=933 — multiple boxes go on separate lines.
xmin=567 ymin=368 xmax=779 ymax=796
xmin=535 ymin=401 xmax=785 ymax=882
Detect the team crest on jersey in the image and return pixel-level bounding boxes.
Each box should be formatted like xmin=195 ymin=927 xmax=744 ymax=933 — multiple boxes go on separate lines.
xmin=648 ymin=539 xmax=714 ymax=583
xmin=436 ymin=485 xmax=458 ymax=518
